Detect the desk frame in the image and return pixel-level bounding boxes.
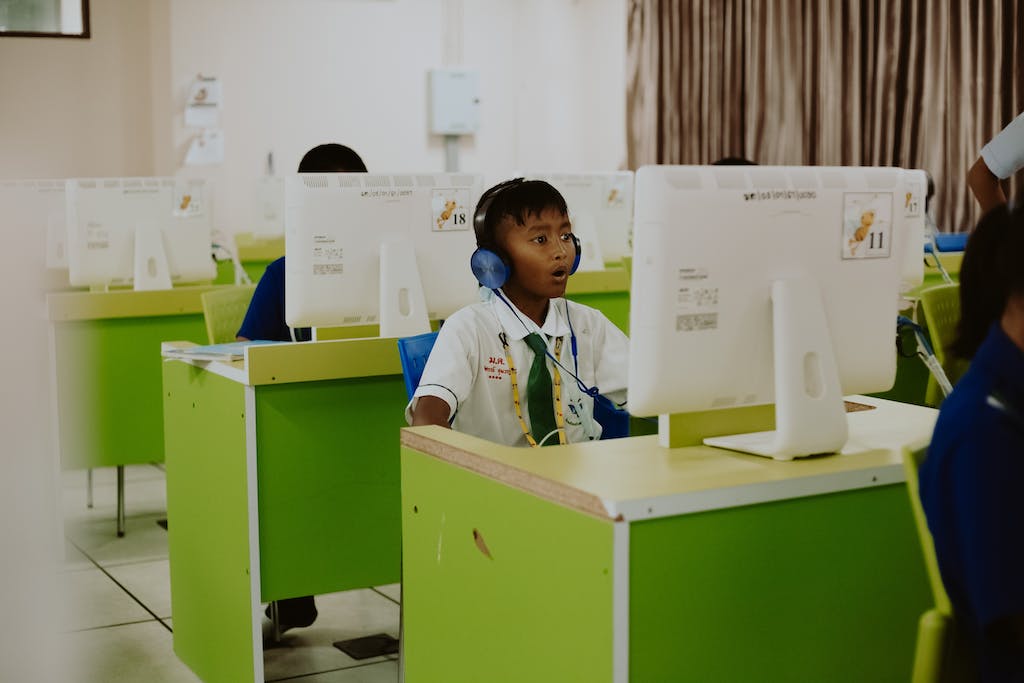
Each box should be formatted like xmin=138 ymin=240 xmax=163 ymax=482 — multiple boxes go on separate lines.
xmin=163 ymin=339 xmax=405 ymax=682
xmin=400 ymin=397 xmax=937 ymax=682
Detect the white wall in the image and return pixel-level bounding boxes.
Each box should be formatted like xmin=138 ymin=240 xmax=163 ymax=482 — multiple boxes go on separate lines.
xmin=156 ymin=0 xmax=627 ymax=235
xmin=0 ymin=0 xmax=626 ymax=236
xmin=0 ymin=0 xmax=156 ymax=179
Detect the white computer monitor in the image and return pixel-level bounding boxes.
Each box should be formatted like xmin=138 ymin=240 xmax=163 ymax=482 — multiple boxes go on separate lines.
xmin=899 ymin=169 xmax=927 ymax=292
xmin=519 ymin=171 xmax=634 ymax=266
xmin=629 ymin=165 xmax=910 ymax=459
xmin=284 ymin=172 xmax=484 ymax=338
xmin=65 ymin=177 xmax=216 ymax=290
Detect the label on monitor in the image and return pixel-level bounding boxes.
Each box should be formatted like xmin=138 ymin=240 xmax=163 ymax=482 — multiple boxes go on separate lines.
xmin=85 ymin=222 xmax=111 ymax=251
xmin=904 ymin=183 xmax=922 ymax=218
xmin=604 ymin=176 xmax=629 ymax=208
xmin=431 ymin=188 xmax=471 ymax=232
xmin=173 ymin=182 xmax=205 ymax=218
xmin=841 ymin=192 xmax=892 ymax=260
xmin=311 ymin=234 xmax=344 ymax=276
xmin=675 ymin=267 xmax=719 ymax=332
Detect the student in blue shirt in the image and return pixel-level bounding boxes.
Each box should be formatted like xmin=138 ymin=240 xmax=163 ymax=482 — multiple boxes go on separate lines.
xmin=236 ymin=143 xmax=367 ymax=342
xmin=919 ymin=201 xmax=1024 ymax=681
xmin=236 ymin=143 xmax=366 ymax=635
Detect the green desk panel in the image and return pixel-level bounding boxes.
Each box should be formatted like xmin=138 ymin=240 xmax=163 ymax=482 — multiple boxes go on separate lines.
xmin=242 ymin=259 xmax=274 ymax=285
xmin=566 ymin=291 xmax=630 ymax=334
xmin=629 ymin=485 xmax=929 ymax=682
xmin=402 ymin=447 xmax=616 ymax=683
xmin=53 ymin=314 xmax=208 ymax=469
xmin=214 ymin=258 xmax=273 ymax=286
xmin=256 ymin=376 xmax=405 ymax=600
xmin=163 ymin=349 xmax=406 ymax=683
xmin=164 ymin=362 xmax=255 ymax=683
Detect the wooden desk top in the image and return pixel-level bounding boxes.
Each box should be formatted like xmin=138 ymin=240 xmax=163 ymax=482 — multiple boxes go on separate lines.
xmin=400 ymin=396 xmax=936 ymax=522
xmin=162 ymin=336 xmax=404 ymax=387
xmin=47 ymin=285 xmax=229 ymax=321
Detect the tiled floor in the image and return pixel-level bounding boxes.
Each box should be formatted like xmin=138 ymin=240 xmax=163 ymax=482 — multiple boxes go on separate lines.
xmin=61 ymin=464 xmax=400 ymax=682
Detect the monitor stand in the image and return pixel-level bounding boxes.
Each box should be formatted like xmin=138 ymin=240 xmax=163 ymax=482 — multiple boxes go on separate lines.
xmin=703 ymin=277 xmax=848 ymax=460
xmin=133 ymin=220 xmax=172 ymax=291
xmin=378 ymin=240 xmax=430 ymax=338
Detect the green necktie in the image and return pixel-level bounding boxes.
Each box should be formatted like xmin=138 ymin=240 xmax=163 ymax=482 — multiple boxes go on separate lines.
xmin=523 ymin=333 xmax=558 ymax=446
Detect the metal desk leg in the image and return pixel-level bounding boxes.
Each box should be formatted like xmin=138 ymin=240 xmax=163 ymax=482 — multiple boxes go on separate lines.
xmin=86 ymin=469 xmax=94 ymax=509
xmin=116 ymin=466 xmax=125 ymax=537
xmin=269 ymin=601 xmax=282 ymax=643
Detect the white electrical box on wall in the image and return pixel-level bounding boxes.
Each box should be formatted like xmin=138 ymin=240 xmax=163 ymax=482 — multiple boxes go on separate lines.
xmin=428 ymin=68 xmax=480 ymax=135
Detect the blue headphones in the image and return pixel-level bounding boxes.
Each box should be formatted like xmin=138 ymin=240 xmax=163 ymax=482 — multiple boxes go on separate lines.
xmin=470 ymin=178 xmax=581 ymax=289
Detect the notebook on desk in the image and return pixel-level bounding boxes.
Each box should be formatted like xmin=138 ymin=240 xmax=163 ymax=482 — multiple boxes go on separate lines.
xmin=162 ymin=339 xmax=282 ymax=362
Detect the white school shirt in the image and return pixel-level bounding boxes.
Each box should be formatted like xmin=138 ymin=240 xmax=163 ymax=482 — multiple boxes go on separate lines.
xmin=405 ymin=291 xmax=629 ymax=447
xmin=981 ymin=111 xmax=1024 ymax=179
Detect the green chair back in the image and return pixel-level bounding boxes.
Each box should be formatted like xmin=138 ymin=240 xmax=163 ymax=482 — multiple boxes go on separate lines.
xmin=919 ymin=284 xmax=970 ymax=406
xmin=903 ymin=444 xmax=952 ymax=615
xmin=902 ymin=443 xmax=974 ymax=683
xmin=201 ymin=285 xmax=257 ymax=344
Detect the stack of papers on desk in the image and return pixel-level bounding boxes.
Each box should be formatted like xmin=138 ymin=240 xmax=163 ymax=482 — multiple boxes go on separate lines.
xmin=163 ymin=340 xmax=283 ymax=362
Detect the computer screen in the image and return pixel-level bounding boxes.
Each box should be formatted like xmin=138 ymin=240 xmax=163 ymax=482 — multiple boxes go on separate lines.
xmin=628 ymin=165 xmax=908 ymax=459
xmin=519 ymin=171 xmax=634 ymax=266
xmin=65 ymin=177 xmax=216 ymax=290
xmin=284 ymin=172 xmax=483 ymax=337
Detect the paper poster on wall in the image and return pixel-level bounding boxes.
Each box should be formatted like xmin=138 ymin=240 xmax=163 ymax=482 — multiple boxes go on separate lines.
xmin=184 ymin=76 xmax=222 ymax=128
xmin=185 ymin=129 xmax=225 ymax=166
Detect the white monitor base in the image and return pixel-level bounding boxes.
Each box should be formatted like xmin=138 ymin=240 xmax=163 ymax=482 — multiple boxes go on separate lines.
xmin=702 ymin=278 xmax=850 ymax=460
xmin=703 ymin=430 xmax=841 ymax=461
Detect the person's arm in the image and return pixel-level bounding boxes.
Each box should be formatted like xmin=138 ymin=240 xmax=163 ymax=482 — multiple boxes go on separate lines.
xmin=968 ymin=157 xmax=1008 ymax=214
xmin=411 ymin=396 xmax=452 ymax=428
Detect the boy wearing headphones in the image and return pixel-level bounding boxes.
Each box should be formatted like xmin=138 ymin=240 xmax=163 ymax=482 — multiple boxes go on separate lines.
xmin=407 ymin=179 xmax=628 ymax=447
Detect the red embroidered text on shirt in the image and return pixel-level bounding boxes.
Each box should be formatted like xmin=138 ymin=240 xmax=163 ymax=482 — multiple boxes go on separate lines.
xmin=484 ymin=356 xmax=510 ymax=381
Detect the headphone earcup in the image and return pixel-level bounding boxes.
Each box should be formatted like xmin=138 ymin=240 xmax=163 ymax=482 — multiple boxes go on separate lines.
xmin=569 ymin=234 xmax=582 ymax=275
xmin=470 ymin=248 xmax=510 ymax=289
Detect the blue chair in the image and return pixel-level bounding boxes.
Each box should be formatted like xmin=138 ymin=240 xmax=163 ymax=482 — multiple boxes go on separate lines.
xmin=397 ymin=331 xmax=439 ymax=400
xmin=397 ymin=330 xmax=629 ymax=439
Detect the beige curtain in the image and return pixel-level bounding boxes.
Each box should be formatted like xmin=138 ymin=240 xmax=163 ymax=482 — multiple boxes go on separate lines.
xmin=627 ymin=0 xmax=1024 ymax=232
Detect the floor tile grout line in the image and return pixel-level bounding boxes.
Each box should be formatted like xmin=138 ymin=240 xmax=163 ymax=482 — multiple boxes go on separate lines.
xmin=65 ymin=617 xmax=161 ymax=634
xmin=71 ymin=555 xmax=170 ymax=571
xmin=66 ymin=537 xmax=172 ymax=632
xmin=266 ymin=657 xmax=397 ymax=682
xmin=370 ymin=586 xmax=401 ymax=606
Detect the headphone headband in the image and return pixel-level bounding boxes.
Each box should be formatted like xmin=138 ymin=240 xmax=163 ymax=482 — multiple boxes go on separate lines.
xmin=474 ymin=177 xmax=526 ymax=247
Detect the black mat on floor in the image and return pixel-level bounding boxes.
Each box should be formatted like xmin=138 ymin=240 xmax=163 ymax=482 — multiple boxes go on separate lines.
xmin=332 ymin=634 xmax=399 ymax=660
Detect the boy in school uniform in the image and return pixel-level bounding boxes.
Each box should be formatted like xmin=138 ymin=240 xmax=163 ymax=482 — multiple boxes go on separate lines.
xmin=919 ymin=201 xmax=1024 ymax=681
xmin=408 ymin=179 xmax=628 ymax=447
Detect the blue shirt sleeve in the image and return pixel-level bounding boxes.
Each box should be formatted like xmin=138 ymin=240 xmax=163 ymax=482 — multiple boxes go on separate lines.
xmin=237 ymin=257 xmax=309 ymax=342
